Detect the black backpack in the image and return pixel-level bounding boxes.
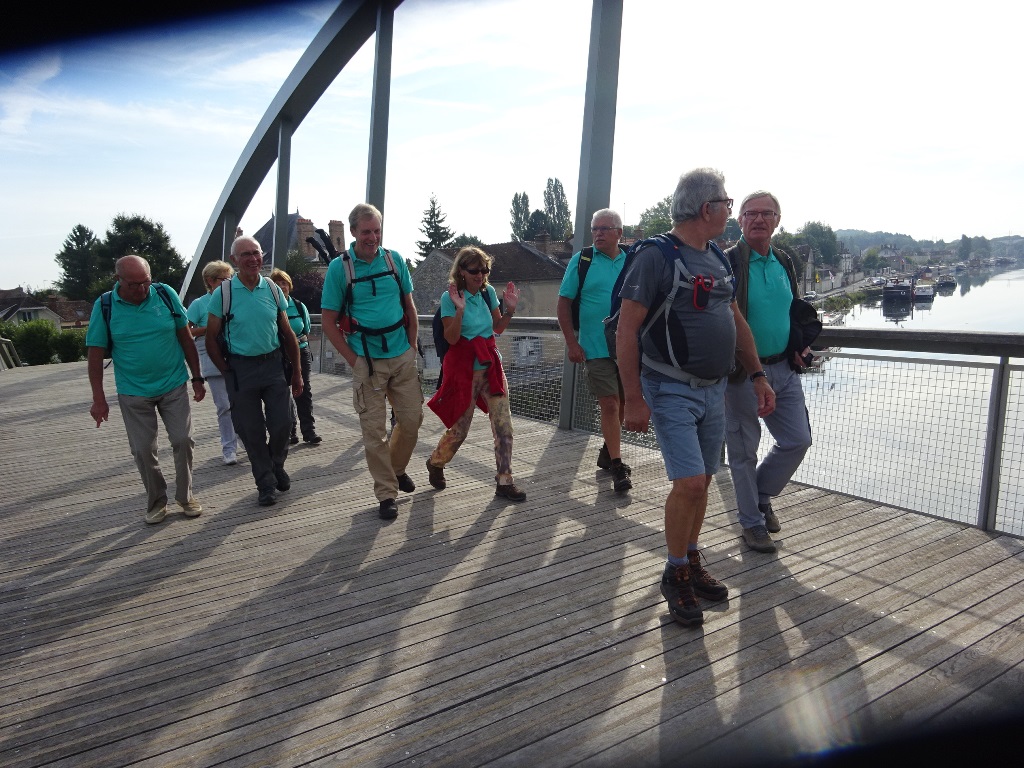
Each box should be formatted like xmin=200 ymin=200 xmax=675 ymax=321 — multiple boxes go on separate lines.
xmin=603 ymin=233 xmax=733 ymax=365
xmin=100 ymin=283 xmax=180 ymax=358
xmin=431 ymin=288 xmax=493 ymax=389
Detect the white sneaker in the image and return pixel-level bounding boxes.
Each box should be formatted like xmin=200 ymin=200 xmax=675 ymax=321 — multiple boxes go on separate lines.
xmin=223 ymin=452 xmax=237 ymax=465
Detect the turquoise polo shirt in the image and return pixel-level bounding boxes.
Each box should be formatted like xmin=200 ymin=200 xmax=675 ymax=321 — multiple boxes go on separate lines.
xmin=85 ymin=282 xmax=189 ymax=398
xmin=186 ymin=291 xmax=213 ymax=329
xmin=285 ymin=296 xmax=311 ymax=349
xmin=208 ymin=275 xmax=287 ymax=357
xmin=744 ymin=238 xmax=793 ymax=357
xmin=557 ymin=245 xmax=626 ymax=359
xmin=321 ymin=245 xmax=413 ymax=359
xmin=440 ymin=284 xmax=499 ymax=371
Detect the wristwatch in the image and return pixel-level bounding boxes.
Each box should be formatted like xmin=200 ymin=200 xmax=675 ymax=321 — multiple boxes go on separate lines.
xmin=191 ymin=376 xmax=207 ymax=384
xmin=749 ymin=370 xmax=767 ymax=382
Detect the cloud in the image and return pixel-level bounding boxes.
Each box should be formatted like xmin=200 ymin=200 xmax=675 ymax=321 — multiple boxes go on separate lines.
xmin=0 ymin=52 xmax=62 ymax=135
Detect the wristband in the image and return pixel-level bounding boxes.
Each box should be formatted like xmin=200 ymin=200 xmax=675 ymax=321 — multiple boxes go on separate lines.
xmin=749 ymin=370 xmax=767 ymax=382
xmin=192 ymin=376 xmax=207 ymax=384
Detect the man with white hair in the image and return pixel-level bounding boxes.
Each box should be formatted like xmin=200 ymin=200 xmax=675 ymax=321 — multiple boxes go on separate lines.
xmin=557 ymin=207 xmax=632 ymax=494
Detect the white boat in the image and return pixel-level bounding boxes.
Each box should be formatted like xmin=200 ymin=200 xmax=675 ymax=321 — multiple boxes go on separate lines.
xmin=914 ymin=279 xmax=935 ymax=301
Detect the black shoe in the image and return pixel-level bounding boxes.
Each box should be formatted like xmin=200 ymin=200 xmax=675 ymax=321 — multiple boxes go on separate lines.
xmin=742 ymin=524 xmax=777 ymax=553
xmin=661 ymin=563 xmax=704 ymax=626
xmin=397 ymin=473 xmax=415 ymax=493
xmin=688 ymin=549 xmax=729 ymax=601
xmin=598 ymin=443 xmax=631 ymax=474
xmin=258 ymin=488 xmax=277 ymax=506
xmin=274 ymin=468 xmax=291 ymax=492
xmin=426 ymin=459 xmax=447 ymax=490
xmin=495 ymin=482 xmax=527 ymax=502
xmin=759 ymin=502 xmax=781 ymax=533
xmin=289 ymin=433 xmax=300 ymax=445
xmin=303 ymin=433 xmax=323 ymax=445
xmin=379 ymin=498 xmax=398 ymax=519
xmin=612 ymin=460 xmax=632 ymax=494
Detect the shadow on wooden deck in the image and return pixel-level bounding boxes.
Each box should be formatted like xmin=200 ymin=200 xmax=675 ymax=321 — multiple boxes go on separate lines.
xmin=1 ymin=362 xmax=1022 ymax=767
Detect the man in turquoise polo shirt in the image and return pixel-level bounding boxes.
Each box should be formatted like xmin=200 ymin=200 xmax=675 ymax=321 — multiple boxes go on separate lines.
xmin=86 ymin=254 xmax=207 ymax=525
xmin=321 ymin=203 xmax=423 ymax=520
xmin=556 ymin=208 xmax=632 ymax=494
xmin=206 ymin=236 xmax=303 ymax=507
xmin=725 ymin=191 xmax=813 ymax=553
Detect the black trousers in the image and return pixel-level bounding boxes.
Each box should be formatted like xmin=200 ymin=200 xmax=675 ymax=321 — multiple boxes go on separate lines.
xmin=228 ymin=353 xmax=291 ymax=492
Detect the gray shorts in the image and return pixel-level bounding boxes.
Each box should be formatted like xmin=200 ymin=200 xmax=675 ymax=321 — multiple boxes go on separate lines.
xmin=585 ymin=357 xmax=623 ymax=399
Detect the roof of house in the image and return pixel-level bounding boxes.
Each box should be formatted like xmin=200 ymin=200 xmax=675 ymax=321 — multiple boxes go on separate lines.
xmin=433 ymin=241 xmax=567 ymax=282
xmin=0 ymin=287 xmax=46 ymax=321
xmin=251 ymin=212 xmax=306 ymax=266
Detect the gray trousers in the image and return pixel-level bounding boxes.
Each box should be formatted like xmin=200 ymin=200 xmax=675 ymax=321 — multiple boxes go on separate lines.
xmin=724 ymin=359 xmax=812 ymax=528
xmin=227 ymin=353 xmax=291 ymax=493
xmin=118 ymin=383 xmax=195 ymax=515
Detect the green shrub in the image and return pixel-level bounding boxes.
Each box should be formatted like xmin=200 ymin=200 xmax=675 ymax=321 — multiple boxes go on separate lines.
xmin=11 ymin=320 xmax=57 ymax=365
xmin=53 ymin=329 xmax=87 ymax=363
xmin=0 ymin=319 xmax=16 ymax=342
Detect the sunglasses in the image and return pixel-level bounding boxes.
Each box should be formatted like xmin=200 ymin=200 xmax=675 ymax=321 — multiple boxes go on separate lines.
xmin=463 ymin=267 xmax=490 ymax=275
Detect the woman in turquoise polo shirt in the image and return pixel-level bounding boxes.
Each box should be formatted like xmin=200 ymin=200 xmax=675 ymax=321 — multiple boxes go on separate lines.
xmin=270 ymin=268 xmax=322 ymax=446
xmin=426 ymin=247 xmax=526 ymax=501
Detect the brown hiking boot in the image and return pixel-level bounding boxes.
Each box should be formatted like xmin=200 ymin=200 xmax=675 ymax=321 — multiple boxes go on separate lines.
xmin=660 ymin=563 xmax=703 ymax=626
xmin=688 ymin=549 xmax=729 ymax=601
xmin=495 ymin=481 xmax=526 ymax=502
xmin=426 ymin=459 xmax=447 ymax=490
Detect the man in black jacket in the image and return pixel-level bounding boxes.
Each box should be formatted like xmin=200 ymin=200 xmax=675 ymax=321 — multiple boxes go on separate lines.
xmin=725 ymin=191 xmax=813 ymax=553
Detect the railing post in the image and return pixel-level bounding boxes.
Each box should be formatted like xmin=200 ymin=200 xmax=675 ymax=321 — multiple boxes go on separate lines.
xmin=557 ymin=351 xmax=577 ymax=430
xmin=978 ymin=355 xmax=1010 ymax=531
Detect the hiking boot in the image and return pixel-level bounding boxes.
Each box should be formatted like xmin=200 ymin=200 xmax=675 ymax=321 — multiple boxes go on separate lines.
xmin=426 ymin=459 xmax=447 ymax=490
xmin=178 ymin=497 xmax=203 ymax=518
xmin=688 ymin=549 xmax=729 ymax=601
xmin=274 ymin=468 xmax=291 ymax=492
xmin=759 ymin=502 xmax=781 ymax=533
xmin=597 ymin=443 xmax=631 ymax=474
xmin=660 ymin=563 xmax=703 ymax=626
xmin=612 ymin=461 xmax=632 ymax=494
xmin=495 ymin=482 xmax=527 ymax=502
xmin=303 ymin=433 xmax=323 ymax=445
xmin=379 ymin=498 xmax=398 ymax=519
xmin=145 ymin=506 xmax=167 ymax=525
xmin=742 ymin=524 xmax=777 ymax=553
xmin=397 ymin=473 xmax=416 ymax=493
xmin=258 ymin=488 xmax=277 ymax=507
xmin=289 ymin=430 xmax=299 ymax=445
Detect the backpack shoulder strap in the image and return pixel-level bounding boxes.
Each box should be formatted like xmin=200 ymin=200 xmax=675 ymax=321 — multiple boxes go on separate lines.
xmin=100 ymin=291 xmax=113 ymax=353
xmin=483 ymin=286 xmax=494 ymax=310
xmin=381 ymin=249 xmax=405 ymax=295
xmin=152 ymin=283 xmax=182 ymax=317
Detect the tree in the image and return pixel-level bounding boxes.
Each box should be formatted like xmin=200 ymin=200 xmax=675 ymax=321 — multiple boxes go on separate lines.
xmin=451 ymin=233 xmax=484 ymax=248
xmin=543 ymin=178 xmax=572 ymax=239
xmin=415 ymin=194 xmax=455 ymax=259
xmin=799 ymin=221 xmax=839 ymax=264
xmin=637 ymin=195 xmax=673 ymax=236
xmin=510 ymin=192 xmax=531 ymax=241
xmin=523 ymin=209 xmax=551 ymax=241
xmin=723 ymin=217 xmax=741 ymax=241
xmin=958 ymin=234 xmax=972 ymax=261
xmin=291 ymin=270 xmax=324 ymax=313
xmin=286 ymin=248 xmax=315 ymax=278
xmin=54 ymin=225 xmax=100 ymax=300
xmin=96 ymin=213 xmax=187 ymax=292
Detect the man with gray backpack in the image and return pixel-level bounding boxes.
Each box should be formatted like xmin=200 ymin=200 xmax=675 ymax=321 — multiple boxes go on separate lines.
xmin=615 ymin=168 xmax=775 ymax=627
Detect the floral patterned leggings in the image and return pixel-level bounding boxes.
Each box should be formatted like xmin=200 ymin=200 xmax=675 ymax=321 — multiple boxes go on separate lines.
xmin=430 ymin=368 xmax=515 ymax=482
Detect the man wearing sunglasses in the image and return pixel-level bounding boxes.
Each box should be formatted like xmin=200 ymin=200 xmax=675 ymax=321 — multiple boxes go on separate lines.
xmin=556 ymin=208 xmax=632 ymax=494
xmin=617 ymin=168 xmax=775 ymax=627
xmin=724 ymin=192 xmax=813 ymax=554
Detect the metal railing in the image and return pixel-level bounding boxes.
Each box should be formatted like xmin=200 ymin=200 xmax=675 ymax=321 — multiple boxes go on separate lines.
xmin=310 ymin=316 xmax=1024 ymax=537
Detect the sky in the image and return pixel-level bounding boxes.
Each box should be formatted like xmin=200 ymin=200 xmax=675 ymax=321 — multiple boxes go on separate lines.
xmin=1 ymin=0 xmax=1021 ymax=291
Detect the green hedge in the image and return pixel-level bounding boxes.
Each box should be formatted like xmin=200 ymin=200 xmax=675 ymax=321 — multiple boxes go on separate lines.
xmin=53 ymin=329 xmax=87 ymax=363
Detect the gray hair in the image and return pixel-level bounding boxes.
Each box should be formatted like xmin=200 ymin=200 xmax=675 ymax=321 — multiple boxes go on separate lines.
xmin=671 ymin=167 xmax=727 ymax=223
xmin=230 ymin=235 xmax=261 ymax=257
xmin=114 ymin=254 xmax=149 ymax=278
xmin=349 ymin=203 xmax=383 ymax=231
xmin=590 ymin=208 xmax=622 ymax=228
xmin=739 ymin=190 xmax=781 ymax=217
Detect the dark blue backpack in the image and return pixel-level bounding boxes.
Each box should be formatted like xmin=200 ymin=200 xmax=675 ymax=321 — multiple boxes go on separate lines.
xmin=432 ymin=288 xmax=493 ymax=389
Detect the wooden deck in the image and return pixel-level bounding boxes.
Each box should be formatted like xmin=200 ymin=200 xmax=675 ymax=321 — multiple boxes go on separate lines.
xmin=1 ymin=362 xmax=1022 ymax=767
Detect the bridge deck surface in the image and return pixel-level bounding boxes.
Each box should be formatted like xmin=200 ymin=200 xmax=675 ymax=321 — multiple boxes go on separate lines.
xmin=1 ymin=363 xmax=1022 ymax=767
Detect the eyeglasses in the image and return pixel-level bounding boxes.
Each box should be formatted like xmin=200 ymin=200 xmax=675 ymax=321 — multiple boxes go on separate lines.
xmin=591 ymin=226 xmax=620 ymax=234
xmin=236 ymin=249 xmax=262 ymax=259
xmin=742 ymin=209 xmax=778 ymax=221
xmin=463 ymin=267 xmax=490 ymax=275
xmin=707 ymin=198 xmax=734 ymax=212
xmin=124 ymin=279 xmax=152 ymax=289
xmin=212 ymin=275 xmax=230 ymax=282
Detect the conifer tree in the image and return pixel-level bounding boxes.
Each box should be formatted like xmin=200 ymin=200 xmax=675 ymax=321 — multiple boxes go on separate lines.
xmin=416 ymin=194 xmax=455 ymax=259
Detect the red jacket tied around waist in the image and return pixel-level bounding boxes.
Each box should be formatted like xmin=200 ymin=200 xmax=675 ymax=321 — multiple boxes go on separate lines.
xmin=428 ymin=335 xmax=506 ymax=428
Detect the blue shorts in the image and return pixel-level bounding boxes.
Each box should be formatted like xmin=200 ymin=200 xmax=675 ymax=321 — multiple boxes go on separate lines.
xmin=642 ymin=374 xmax=727 ymax=480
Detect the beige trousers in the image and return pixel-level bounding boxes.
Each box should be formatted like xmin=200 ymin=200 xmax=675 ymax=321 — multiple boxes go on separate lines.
xmin=352 ymin=346 xmax=424 ymax=501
